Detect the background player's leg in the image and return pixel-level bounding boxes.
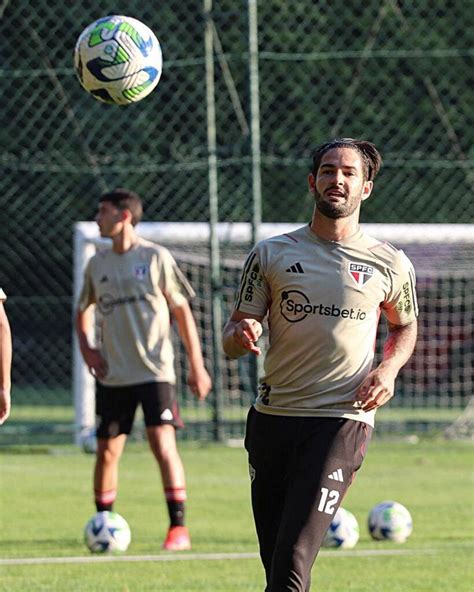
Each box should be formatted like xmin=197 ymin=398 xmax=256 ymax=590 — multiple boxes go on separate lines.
xmin=147 ymin=424 xmax=190 ymax=550
xmin=94 ymin=434 xmax=127 ymax=511
xmin=147 ymin=424 xmax=186 ymax=492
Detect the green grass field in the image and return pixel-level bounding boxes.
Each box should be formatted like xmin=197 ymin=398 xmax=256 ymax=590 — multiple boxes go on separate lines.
xmin=1 ymin=438 xmax=473 ymax=591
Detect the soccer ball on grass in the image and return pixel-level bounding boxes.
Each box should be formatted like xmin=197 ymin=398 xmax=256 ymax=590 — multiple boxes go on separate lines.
xmin=368 ymin=500 xmax=413 ymax=543
xmin=322 ymin=507 xmax=360 ymax=549
xmin=74 ymin=15 xmax=162 ymax=105
xmin=84 ymin=511 xmax=131 ymax=553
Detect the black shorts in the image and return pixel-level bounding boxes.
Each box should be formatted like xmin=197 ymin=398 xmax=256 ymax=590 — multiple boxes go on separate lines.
xmin=245 ymin=407 xmax=372 ymax=592
xmin=95 ymin=381 xmax=184 ymax=439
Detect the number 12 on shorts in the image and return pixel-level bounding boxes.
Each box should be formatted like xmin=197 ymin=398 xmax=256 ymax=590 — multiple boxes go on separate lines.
xmin=318 ymin=487 xmax=340 ymax=515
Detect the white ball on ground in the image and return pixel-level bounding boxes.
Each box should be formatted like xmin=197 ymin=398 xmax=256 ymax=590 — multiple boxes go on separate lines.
xmin=322 ymin=507 xmax=360 ymax=549
xmin=84 ymin=511 xmax=131 ymax=553
xmin=368 ymin=500 xmax=413 ymax=543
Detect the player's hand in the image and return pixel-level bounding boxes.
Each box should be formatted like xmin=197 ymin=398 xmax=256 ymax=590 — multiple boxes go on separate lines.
xmin=356 ymin=366 xmax=397 ymax=412
xmin=83 ymin=348 xmax=108 ymax=380
xmin=0 ymin=389 xmax=11 ymax=425
xmin=188 ymin=367 xmax=212 ymax=401
xmin=233 ymin=318 xmax=263 ymax=356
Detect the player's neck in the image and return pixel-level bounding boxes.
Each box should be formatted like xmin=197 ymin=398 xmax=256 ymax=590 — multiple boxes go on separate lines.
xmin=111 ymin=226 xmax=138 ymax=254
xmin=310 ymin=211 xmax=360 ymax=242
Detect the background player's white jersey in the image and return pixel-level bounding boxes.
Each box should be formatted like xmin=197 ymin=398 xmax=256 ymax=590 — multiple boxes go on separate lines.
xmin=0 ymin=289 xmax=6 ymax=302
xmin=235 ymin=225 xmax=418 ymax=426
xmin=79 ymin=238 xmax=194 ymax=387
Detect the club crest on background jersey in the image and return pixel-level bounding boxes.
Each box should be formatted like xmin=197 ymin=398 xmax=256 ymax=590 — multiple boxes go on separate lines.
xmin=348 ymin=262 xmax=374 ymax=287
xmin=133 ymin=264 xmax=149 ymax=280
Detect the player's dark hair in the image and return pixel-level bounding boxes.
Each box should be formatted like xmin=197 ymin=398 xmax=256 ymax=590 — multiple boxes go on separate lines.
xmin=99 ymin=188 xmax=143 ymax=226
xmin=311 ymin=138 xmax=382 ymax=182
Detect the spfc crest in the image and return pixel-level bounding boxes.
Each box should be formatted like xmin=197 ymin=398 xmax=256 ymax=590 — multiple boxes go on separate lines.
xmin=133 ymin=264 xmax=148 ymax=280
xmin=349 ymin=262 xmax=374 ymax=287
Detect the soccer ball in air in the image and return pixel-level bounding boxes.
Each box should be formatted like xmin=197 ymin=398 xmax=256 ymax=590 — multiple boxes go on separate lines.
xmin=74 ymin=15 xmax=162 ymax=105
xmin=84 ymin=511 xmax=131 ymax=553
xmin=368 ymin=501 xmax=413 ymax=543
xmin=322 ymin=507 xmax=360 ymax=549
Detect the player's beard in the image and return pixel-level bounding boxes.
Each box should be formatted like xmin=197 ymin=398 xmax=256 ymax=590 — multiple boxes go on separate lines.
xmin=314 ymin=188 xmax=363 ymax=219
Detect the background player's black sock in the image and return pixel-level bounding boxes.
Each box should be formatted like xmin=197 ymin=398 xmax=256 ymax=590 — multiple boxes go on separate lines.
xmin=167 ymin=500 xmax=185 ymax=527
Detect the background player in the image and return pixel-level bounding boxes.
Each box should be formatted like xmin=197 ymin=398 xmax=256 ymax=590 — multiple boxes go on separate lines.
xmin=76 ymin=188 xmax=211 ymax=551
xmin=223 ymin=138 xmax=418 ymax=590
xmin=0 ymin=288 xmax=12 ymax=425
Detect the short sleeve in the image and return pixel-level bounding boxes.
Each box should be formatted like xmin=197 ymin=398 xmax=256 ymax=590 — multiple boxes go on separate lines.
xmin=233 ymin=248 xmax=270 ymax=317
xmin=0 ymin=288 xmax=6 ymax=302
xmin=157 ymin=248 xmax=195 ymax=309
xmin=77 ymin=260 xmax=96 ymax=311
xmin=382 ymin=250 xmax=418 ymax=325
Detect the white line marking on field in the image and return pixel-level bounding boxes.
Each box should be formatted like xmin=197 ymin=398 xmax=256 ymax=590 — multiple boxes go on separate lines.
xmin=1 ymin=547 xmax=468 ymax=566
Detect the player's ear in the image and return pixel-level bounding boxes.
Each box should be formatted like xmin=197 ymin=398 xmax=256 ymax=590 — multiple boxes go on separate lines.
xmin=121 ymin=208 xmax=133 ymax=223
xmin=308 ymin=173 xmax=316 ymax=192
xmin=361 ymin=180 xmax=373 ymax=201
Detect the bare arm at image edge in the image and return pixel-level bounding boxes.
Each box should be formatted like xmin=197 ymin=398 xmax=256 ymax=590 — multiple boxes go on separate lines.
xmin=0 ymin=301 xmax=12 ymax=425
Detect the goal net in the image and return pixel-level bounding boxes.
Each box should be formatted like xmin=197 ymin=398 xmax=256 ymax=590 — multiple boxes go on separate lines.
xmin=73 ymin=222 xmax=473 ymax=445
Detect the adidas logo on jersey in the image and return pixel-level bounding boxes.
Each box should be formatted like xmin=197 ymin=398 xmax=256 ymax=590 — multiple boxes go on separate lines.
xmin=285 ymin=262 xmax=304 ymax=274
xmin=328 ymin=468 xmax=344 ymax=482
xmin=100 ymin=275 xmax=108 ymax=283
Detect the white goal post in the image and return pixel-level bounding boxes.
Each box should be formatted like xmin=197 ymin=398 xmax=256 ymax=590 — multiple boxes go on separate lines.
xmin=73 ymin=222 xmax=474 ymax=446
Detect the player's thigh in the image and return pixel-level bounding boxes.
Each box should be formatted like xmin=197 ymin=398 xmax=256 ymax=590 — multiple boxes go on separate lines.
xmin=282 ymin=419 xmax=372 ymax=548
xmin=244 ymin=408 xmax=297 ymax=534
xmin=245 ymin=406 xmax=296 ymax=491
xmin=140 ymin=382 xmax=184 ymax=429
xmin=95 ymin=382 xmax=139 ymax=438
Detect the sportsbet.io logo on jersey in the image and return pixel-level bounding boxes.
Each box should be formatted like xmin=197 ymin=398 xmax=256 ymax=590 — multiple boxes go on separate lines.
xmin=98 ymin=293 xmax=147 ymax=315
xmin=279 ymin=290 xmax=367 ymax=323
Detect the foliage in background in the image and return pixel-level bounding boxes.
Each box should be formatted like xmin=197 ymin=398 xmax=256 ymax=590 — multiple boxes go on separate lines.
xmin=0 ymin=1 xmax=472 ymax=402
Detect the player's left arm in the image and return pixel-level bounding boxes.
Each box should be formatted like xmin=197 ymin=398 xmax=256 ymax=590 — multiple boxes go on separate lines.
xmin=357 ymin=319 xmax=417 ymax=412
xmin=171 ymin=300 xmax=212 ymax=401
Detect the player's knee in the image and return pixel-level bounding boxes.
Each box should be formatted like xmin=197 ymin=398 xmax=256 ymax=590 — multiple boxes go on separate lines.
xmin=96 ymin=443 xmax=123 ymax=465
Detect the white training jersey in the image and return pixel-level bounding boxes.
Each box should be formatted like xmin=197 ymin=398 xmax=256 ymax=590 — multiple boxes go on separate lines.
xmin=0 ymin=288 xmax=6 ymax=302
xmin=78 ymin=238 xmax=195 ymax=387
xmin=234 ymin=224 xmax=418 ymax=427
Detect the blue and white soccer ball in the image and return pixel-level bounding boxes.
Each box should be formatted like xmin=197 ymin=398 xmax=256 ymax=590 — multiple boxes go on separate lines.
xmin=74 ymin=15 xmax=162 ymax=105
xmin=322 ymin=507 xmax=360 ymax=549
xmin=84 ymin=511 xmax=131 ymax=553
xmin=368 ymin=501 xmax=413 ymax=543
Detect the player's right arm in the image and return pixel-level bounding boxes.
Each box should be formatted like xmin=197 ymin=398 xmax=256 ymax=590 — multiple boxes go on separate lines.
xmin=75 ymin=306 xmax=108 ymax=380
xmin=222 ymin=310 xmax=264 ymax=359
xmin=222 ymin=246 xmax=269 ymax=359
xmin=75 ymin=261 xmax=107 ymax=380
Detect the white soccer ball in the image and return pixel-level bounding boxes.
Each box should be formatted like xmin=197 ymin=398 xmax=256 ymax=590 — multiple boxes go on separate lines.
xmin=84 ymin=511 xmax=131 ymax=553
xmin=74 ymin=15 xmax=162 ymax=105
xmin=322 ymin=507 xmax=360 ymax=549
xmin=368 ymin=501 xmax=413 ymax=543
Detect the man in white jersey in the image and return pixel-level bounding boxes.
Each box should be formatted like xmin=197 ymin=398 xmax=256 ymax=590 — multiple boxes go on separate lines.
xmin=223 ymin=139 xmax=418 ymax=591
xmin=0 ymin=288 xmax=12 ymax=425
xmin=76 ymin=189 xmax=212 ymax=551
